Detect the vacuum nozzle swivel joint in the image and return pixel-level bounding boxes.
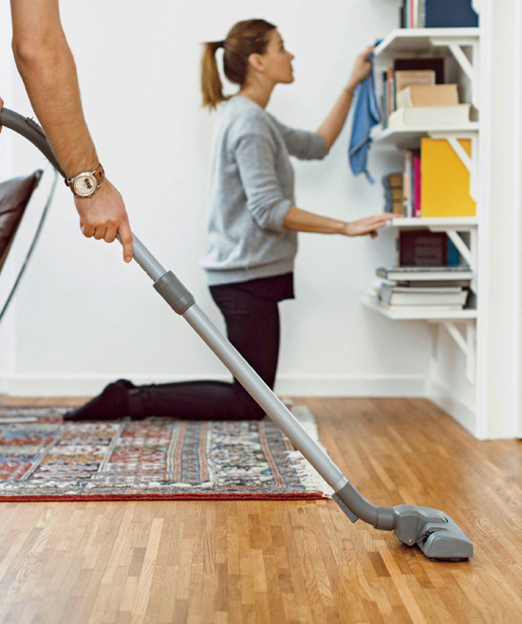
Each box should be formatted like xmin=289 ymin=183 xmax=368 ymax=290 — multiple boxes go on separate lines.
xmin=334 ymin=483 xmax=473 ymax=561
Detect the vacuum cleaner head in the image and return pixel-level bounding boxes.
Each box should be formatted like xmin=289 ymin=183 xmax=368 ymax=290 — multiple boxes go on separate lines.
xmin=393 ymin=505 xmax=473 ymax=561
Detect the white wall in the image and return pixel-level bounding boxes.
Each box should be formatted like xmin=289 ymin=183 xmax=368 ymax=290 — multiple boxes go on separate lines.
xmin=1 ymin=0 xmax=432 ymax=397
xmin=426 ymin=0 xmax=522 ymax=440
xmin=475 ymin=0 xmax=522 ymax=439
xmin=0 ymin=1 xmax=16 ymax=393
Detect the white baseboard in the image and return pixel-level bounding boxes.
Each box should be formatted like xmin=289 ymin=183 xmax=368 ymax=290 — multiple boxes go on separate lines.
xmin=0 ymin=373 xmax=428 ymax=398
xmin=275 ymin=375 xmax=427 ymax=397
xmin=427 ymin=378 xmax=476 ymax=436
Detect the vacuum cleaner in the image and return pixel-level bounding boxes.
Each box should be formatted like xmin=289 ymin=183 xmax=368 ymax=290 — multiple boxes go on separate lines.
xmin=0 ymin=107 xmax=473 ymax=561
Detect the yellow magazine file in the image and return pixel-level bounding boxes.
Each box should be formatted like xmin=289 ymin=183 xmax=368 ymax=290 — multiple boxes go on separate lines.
xmin=421 ymin=138 xmax=476 ymax=217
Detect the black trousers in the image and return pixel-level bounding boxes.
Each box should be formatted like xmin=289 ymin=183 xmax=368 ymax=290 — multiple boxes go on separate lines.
xmin=127 ymin=283 xmax=280 ymax=420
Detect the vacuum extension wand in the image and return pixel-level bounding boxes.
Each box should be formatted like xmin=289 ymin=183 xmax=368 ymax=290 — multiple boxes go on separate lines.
xmin=0 ymin=107 xmax=473 ymax=561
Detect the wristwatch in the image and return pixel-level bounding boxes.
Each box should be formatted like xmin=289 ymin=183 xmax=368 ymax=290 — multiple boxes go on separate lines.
xmin=65 ymin=163 xmax=105 ymax=198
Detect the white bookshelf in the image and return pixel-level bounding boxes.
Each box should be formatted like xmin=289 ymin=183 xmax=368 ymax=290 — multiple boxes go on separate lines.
xmin=386 ymin=216 xmax=478 ymax=229
xmin=362 ymin=293 xmax=477 ymax=321
xmin=372 ymin=123 xmax=479 ymax=149
xmin=362 ymin=27 xmax=481 ymax=385
xmin=374 ymin=28 xmax=480 ymax=59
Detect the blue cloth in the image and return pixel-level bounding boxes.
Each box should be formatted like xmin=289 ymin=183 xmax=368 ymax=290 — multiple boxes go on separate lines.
xmin=348 ymin=48 xmax=381 ymax=184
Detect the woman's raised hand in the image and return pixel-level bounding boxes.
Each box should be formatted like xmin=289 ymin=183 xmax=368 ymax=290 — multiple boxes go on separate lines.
xmin=343 ymin=213 xmax=396 ymax=238
xmin=347 ymin=46 xmax=375 ymax=90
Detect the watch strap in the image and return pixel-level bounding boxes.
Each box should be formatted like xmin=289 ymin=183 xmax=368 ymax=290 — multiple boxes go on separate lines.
xmin=65 ymin=163 xmax=105 ymax=194
xmin=92 ymin=163 xmax=105 ymax=187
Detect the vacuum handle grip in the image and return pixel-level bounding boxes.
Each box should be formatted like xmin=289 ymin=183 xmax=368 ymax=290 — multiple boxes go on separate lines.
xmin=0 ymin=107 xmax=66 ymax=178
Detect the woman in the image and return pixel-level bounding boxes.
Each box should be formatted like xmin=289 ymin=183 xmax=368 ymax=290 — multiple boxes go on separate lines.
xmin=64 ymin=19 xmax=393 ymax=422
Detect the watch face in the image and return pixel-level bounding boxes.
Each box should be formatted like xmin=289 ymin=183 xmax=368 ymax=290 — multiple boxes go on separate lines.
xmin=73 ymin=174 xmax=97 ymax=197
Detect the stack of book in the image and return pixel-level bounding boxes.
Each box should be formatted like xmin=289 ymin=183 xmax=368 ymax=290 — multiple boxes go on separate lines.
xmin=375 ymin=266 xmax=472 ymax=312
xmin=383 ymin=173 xmax=404 ymax=215
xmin=399 ymin=0 xmax=478 ymax=29
xmin=381 ymin=58 xmax=443 ymax=128
xmin=389 ymin=82 xmax=469 ymax=128
xmin=381 ymin=59 xmax=470 ymax=130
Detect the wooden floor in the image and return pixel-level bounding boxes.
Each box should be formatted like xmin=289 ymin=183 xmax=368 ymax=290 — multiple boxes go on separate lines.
xmin=0 ymin=397 xmax=521 ymax=624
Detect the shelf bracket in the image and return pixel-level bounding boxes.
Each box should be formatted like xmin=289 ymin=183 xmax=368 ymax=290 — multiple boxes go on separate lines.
xmin=446 ymin=230 xmax=472 ymax=266
xmin=428 ymin=132 xmax=479 ymax=203
xmin=428 ymin=227 xmax=478 ymax=294
xmin=441 ymin=320 xmax=476 ymax=384
xmin=447 ymin=137 xmax=472 ymax=173
xmin=448 ymin=44 xmax=474 ymax=82
xmin=429 ymin=38 xmax=479 ymax=110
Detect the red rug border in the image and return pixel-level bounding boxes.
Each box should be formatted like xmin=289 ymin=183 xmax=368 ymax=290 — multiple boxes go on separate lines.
xmin=0 ymin=492 xmax=330 ymax=503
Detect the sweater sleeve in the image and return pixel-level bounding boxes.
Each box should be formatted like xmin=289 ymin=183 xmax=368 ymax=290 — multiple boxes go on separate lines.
xmin=234 ymin=132 xmax=292 ymax=233
xmin=268 ymin=114 xmax=327 ymax=161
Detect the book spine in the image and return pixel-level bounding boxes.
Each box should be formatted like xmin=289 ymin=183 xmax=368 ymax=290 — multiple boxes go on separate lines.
xmin=409 ymin=150 xmax=415 ymax=218
xmin=404 ymin=150 xmax=413 ymax=218
xmin=414 ymin=155 xmax=422 ymax=217
xmin=386 ymin=67 xmax=394 ymax=119
xmin=382 ymin=72 xmax=388 ymax=128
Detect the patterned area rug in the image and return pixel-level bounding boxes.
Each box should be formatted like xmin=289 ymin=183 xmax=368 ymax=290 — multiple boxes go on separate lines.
xmin=0 ymin=404 xmax=333 ymax=502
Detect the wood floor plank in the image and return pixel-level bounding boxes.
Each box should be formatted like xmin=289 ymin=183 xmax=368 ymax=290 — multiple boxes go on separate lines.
xmin=1 ymin=397 xmax=522 ymax=622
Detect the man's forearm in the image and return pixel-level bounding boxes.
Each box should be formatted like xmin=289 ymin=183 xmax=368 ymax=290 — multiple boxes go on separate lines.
xmin=283 ymin=205 xmax=346 ymax=234
xmin=11 ymin=0 xmax=98 ymax=178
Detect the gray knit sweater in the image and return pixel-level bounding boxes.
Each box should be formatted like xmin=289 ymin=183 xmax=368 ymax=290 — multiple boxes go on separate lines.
xmin=201 ymin=96 xmax=327 ymax=285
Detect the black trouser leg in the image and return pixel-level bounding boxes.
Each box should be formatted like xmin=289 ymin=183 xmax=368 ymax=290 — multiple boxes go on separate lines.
xmin=128 ymin=285 xmax=281 ymax=420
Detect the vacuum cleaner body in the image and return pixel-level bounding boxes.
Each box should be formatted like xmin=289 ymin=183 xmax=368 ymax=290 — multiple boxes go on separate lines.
xmin=0 ymin=107 xmax=473 ymax=562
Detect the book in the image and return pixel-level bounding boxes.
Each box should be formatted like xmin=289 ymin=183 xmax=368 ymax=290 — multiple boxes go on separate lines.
xmin=421 ymin=137 xmax=476 ymax=217
xmin=413 ymin=153 xmax=421 ymax=217
xmin=379 ymin=285 xmax=468 ymax=306
xmin=383 ymin=173 xmax=403 ymax=188
xmin=377 ymin=266 xmax=473 ymax=281
xmin=381 ymin=284 xmax=464 ymax=295
xmin=396 ymin=84 xmax=459 ymax=108
xmin=394 ymin=70 xmax=435 ymax=94
xmin=382 ymin=71 xmax=388 ymax=127
xmin=383 ymin=173 xmax=404 ymax=214
xmin=384 ymin=202 xmax=404 ymax=216
xmin=383 ymin=173 xmax=404 ymax=213
xmin=381 ymin=278 xmax=472 ymax=288
xmin=392 ymin=201 xmax=404 ymax=216
xmin=394 ymin=58 xmax=445 ymax=84
xmin=388 ymin=104 xmax=470 ymax=127
xmin=385 ymin=187 xmax=403 ymax=201
xmin=423 ymin=0 xmax=479 ymax=28
xmin=378 ymin=301 xmax=465 ymax=311
xmin=403 ymin=150 xmax=413 ymax=218
xmin=387 ymin=66 xmax=395 ymax=117
xmin=399 ymin=230 xmax=447 ymax=266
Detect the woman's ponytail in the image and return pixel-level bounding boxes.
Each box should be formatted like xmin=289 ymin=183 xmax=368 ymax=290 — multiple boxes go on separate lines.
xmin=201 ymin=21 xmax=276 ymax=110
xmin=201 ymin=41 xmax=227 ymax=109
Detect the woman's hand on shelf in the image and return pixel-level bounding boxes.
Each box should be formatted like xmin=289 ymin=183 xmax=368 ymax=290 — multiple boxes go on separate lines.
xmin=343 ymin=213 xmax=395 ymax=238
xmin=347 ymin=46 xmax=375 ymax=91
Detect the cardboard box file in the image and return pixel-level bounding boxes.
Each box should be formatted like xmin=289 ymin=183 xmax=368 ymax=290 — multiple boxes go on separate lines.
xmin=420 ymin=138 xmax=476 ymax=217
